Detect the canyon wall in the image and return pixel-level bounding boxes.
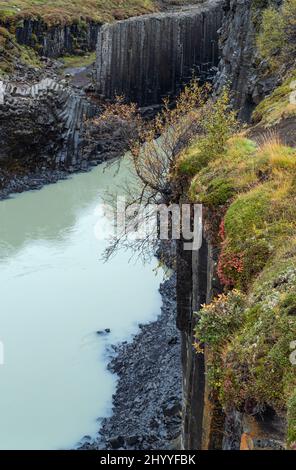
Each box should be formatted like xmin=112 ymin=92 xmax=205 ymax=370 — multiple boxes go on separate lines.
xmin=95 ymin=1 xmax=224 ymax=105
xmin=176 ymin=235 xmax=223 ymax=449
xmin=14 ymin=19 xmax=100 ymax=58
xmin=0 ymin=77 xmax=97 ymax=168
xmin=177 ymin=234 xmax=287 ymax=450
xmin=214 ymin=0 xmax=283 ymax=119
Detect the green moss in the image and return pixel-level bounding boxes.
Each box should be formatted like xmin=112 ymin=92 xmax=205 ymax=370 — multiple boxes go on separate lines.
xmin=61 ymin=51 xmax=96 ymax=68
xmin=287 ymin=390 xmax=296 ymax=448
xmin=252 ymin=71 xmax=296 ymax=126
xmin=177 ymin=89 xmax=238 ymax=183
xmin=224 ymin=187 xmax=270 ymax=244
xmin=0 ymin=0 xmax=157 ymax=26
xmin=177 ymin=142 xmax=210 ymax=176
xmin=195 ymin=257 xmax=296 ymax=425
xmin=198 ymin=177 xmax=235 ymax=208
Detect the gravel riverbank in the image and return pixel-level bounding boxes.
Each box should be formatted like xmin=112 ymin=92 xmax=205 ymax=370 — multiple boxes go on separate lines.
xmin=79 ymin=271 xmax=182 ymax=451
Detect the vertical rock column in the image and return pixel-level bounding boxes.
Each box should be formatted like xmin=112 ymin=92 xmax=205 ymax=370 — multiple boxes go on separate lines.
xmin=95 ymin=1 xmax=224 ymax=105
xmin=177 ymin=234 xmax=224 ymax=450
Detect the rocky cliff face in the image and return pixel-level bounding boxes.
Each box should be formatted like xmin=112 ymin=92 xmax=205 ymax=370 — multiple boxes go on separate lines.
xmin=214 ymin=0 xmax=283 ymax=120
xmin=177 ymin=233 xmax=288 ymax=450
xmin=0 ymin=75 xmax=97 ymax=169
xmin=95 ymin=1 xmax=224 ymax=105
xmin=176 ymin=235 xmax=223 ymax=449
xmin=15 ymin=19 xmax=100 ymax=58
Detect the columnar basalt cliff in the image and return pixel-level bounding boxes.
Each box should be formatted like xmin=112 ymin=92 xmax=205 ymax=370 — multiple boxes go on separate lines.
xmin=177 ymin=232 xmax=288 ymax=450
xmin=0 ymin=76 xmax=97 ymax=168
xmin=176 ymin=236 xmax=223 ymax=449
xmin=14 ymin=19 xmax=101 ymax=58
xmin=1 ymin=0 xmax=294 ymax=451
xmin=214 ymin=0 xmax=283 ymax=119
xmin=95 ymin=1 xmax=224 ymax=105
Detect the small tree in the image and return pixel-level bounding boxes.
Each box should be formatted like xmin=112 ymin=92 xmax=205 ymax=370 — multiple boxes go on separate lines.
xmin=130 ymin=80 xmax=210 ymax=203
xmin=257 ymin=0 xmax=296 ymax=68
xmin=102 ymin=83 xmax=238 ymax=260
xmin=83 ymin=95 xmax=141 ymax=160
xmin=198 ymin=88 xmax=238 ymax=162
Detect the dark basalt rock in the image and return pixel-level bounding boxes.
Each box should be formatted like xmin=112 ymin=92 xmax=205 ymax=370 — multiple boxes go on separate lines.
xmin=108 ymin=436 xmax=124 ymax=449
xmin=15 ymin=19 xmax=101 ymax=58
xmin=214 ymin=0 xmax=283 ymax=120
xmin=0 ymin=75 xmax=98 ymax=169
xmin=95 ymin=2 xmax=224 ymax=105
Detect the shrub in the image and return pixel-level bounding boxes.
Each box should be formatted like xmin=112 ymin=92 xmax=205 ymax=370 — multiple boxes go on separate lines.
xmin=194 ymin=290 xmax=246 ymax=393
xmin=194 ymin=290 xmax=246 ymax=348
xmin=256 ymin=0 xmax=296 ymax=68
xmin=177 ymin=89 xmax=238 ymax=181
xmin=83 ymin=95 xmax=141 ymax=159
xmin=197 ymin=88 xmax=238 ymax=162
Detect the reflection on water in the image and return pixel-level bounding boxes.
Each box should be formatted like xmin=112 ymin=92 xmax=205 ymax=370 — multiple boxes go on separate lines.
xmin=0 ymin=159 xmax=163 ymax=450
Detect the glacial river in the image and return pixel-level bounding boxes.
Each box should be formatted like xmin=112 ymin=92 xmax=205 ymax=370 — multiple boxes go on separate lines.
xmin=0 ymin=159 xmax=163 ymax=450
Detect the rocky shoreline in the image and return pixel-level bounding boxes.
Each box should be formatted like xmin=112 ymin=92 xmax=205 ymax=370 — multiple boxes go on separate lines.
xmin=0 ymin=159 xmax=103 ymax=201
xmin=79 ymin=270 xmax=182 ymax=451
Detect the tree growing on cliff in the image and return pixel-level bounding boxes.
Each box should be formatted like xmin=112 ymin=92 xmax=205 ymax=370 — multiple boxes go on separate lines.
xmin=101 ymin=82 xmax=237 ymax=261
xmin=257 ymin=0 xmax=296 ymax=68
xmin=83 ymin=95 xmax=141 ymax=160
xmin=129 ymin=80 xmax=211 ymax=203
xmin=100 ymin=80 xmax=210 ymax=260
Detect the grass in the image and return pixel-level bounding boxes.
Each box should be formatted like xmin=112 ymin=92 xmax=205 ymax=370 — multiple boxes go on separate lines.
xmin=255 ymin=0 xmax=296 ymax=71
xmin=0 ymin=0 xmax=157 ymax=25
xmin=0 ymin=24 xmax=41 ymax=75
xmin=0 ymin=1 xmax=158 ymax=74
xmin=181 ymin=127 xmax=296 ymax=447
xmin=252 ymin=71 xmax=296 ymax=126
xmin=61 ymin=51 xmax=96 ymax=68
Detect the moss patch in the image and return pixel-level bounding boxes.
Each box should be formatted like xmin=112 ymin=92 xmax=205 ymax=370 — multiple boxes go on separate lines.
xmin=0 ymin=25 xmax=41 ymax=75
xmin=252 ymin=71 xmax=296 ymax=126
xmin=256 ymin=0 xmax=296 ymax=70
xmin=187 ymin=127 xmax=296 ymax=447
xmin=61 ymin=51 xmax=96 ymax=69
xmin=195 ymin=254 xmax=296 ymax=445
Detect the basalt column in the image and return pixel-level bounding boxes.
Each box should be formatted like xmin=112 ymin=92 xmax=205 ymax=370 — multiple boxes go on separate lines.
xmin=95 ymin=1 xmax=224 ymax=105
xmin=177 ymin=232 xmax=224 ymax=450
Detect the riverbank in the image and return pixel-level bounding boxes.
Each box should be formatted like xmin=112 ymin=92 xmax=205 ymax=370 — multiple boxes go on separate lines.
xmin=0 ymin=59 xmax=125 ymax=201
xmin=0 ymin=160 xmax=102 ymax=200
xmin=79 ymin=268 xmax=182 ymax=451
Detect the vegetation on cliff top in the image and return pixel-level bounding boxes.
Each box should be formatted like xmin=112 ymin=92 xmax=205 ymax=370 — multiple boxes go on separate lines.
xmin=252 ymin=71 xmax=296 ymax=127
xmin=0 ymin=25 xmax=41 ymax=75
xmin=178 ymin=89 xmax=296 ymax=447
xmin=0 ymin=0 xmax=157 ymax=26
xmin=256 ymin=0 xmax=296 ymax=69
xmin=111 ymin=77 xmax=296 ymax=447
